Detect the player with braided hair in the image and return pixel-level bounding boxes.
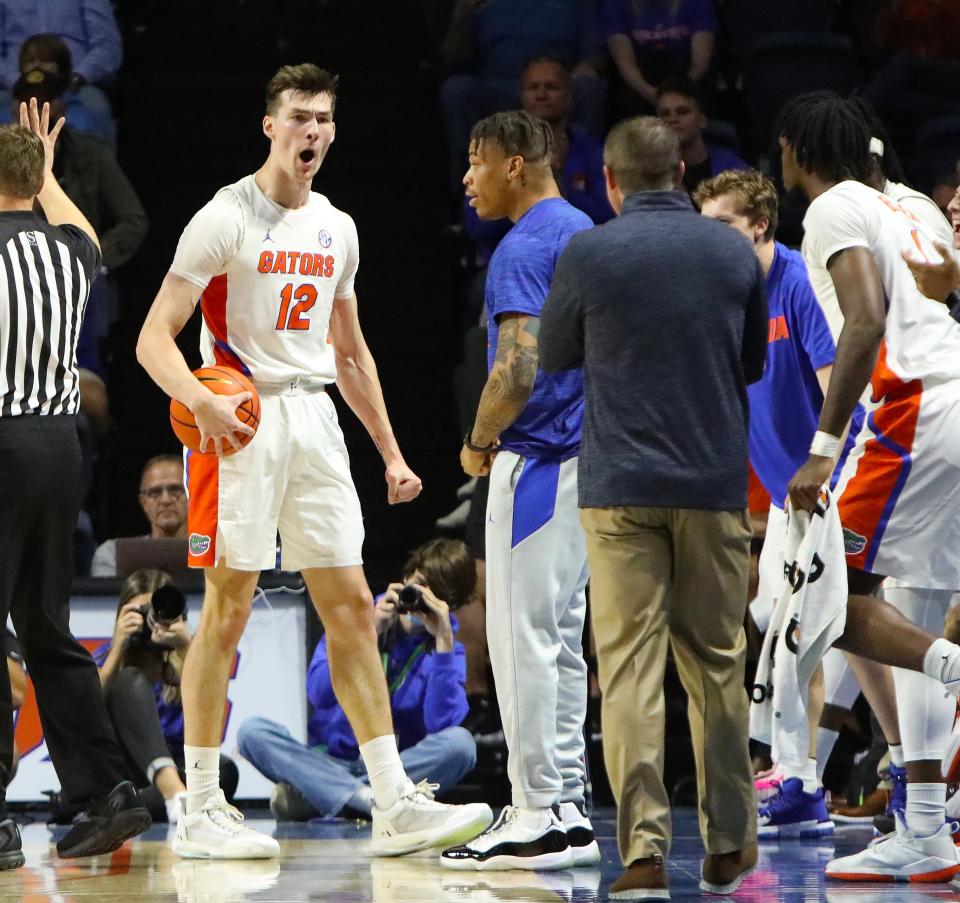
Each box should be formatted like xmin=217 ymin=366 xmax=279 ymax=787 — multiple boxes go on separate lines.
xmin=780 ymin=91 xmax=960 ymax=883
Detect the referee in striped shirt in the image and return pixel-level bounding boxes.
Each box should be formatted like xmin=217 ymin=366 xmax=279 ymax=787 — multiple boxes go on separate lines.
xmin=0 ymin=99 xmax=150 ymax=866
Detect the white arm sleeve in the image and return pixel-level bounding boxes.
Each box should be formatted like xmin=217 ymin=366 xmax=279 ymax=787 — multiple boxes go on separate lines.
xmin=169 ymin=189 xmax=245 ymax=289
xmin=803 ymin=183 xmax=875 ymax=269
xmin=334 ymin=212 xmax=360 ymax=300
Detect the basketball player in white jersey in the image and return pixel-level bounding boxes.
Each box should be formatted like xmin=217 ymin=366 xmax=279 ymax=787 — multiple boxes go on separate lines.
xmin=779 ymin=92 xmax=960 ymax=882
xmin=137 ymin=64 xmax=492 ymax=860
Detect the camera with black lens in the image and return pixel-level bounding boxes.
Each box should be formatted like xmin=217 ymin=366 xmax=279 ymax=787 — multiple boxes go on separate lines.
xmin=129 ymin=584 xmax=188 ymax=649
xmin=395 ymin=583 xmax=427 ymax=615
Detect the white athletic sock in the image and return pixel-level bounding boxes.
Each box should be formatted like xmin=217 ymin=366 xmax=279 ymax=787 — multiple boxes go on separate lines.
xmin=922 ymin=638 xmax=960 ymax=693
xmin=815 ymin=728 xmax=839 ymax=780
xmin=782 ymin=758 xmax=819 ymax=795
xmin=359 ymin=735 xmax=408 ymax=811
xmin=889 ymin=744 xmax=906 ymax=769
xmin=183 ymin=745 xmax=221 ymax=815
xmin=905 ymin=782 xmax=946 ymax=837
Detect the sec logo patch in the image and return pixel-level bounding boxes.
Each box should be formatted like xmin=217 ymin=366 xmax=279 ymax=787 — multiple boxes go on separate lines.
xmin=318 ymin=229 xmax=332 ymax=248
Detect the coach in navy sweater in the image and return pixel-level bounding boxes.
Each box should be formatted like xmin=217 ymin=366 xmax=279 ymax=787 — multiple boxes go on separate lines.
xmin=540 ymin=117 xmax=767 ymax=898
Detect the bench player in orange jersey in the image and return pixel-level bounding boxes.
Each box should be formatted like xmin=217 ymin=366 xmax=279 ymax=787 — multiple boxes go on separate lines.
xmin=136 ymin=64 xmax=492 ymax=860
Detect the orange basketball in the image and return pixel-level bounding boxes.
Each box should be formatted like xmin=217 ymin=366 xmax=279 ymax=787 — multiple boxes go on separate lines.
xmin=169 ymin=366 xmax=260 ymax=456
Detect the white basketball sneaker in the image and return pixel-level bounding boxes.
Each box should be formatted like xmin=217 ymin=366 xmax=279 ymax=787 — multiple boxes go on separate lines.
xmin=559 ymin=801 xmax=601 ymax=866
xmin=441 ymin=805 xmax=575 ymax=871
xmin=369 ymin=780 xmax=493 ymax=857
xmin=825 ymin=812 xmax=960 ymax=882
xmin=172 ymin=790 xmax=280 ymax=860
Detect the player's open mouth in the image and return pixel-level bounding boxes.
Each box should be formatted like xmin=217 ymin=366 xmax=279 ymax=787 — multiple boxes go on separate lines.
xmin=299 ymin=149 xmax=316 ymax=163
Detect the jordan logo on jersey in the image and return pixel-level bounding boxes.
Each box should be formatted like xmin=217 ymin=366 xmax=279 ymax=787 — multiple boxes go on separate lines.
xmin=262 ymin=229 xmax=275 ymax=243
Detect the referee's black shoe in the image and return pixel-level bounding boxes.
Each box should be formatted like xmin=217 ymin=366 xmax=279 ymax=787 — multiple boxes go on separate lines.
xmin=0 ymin=819 xmax=25 ymax=869
xmin=56 ymin=781 xmax=151 ymax=859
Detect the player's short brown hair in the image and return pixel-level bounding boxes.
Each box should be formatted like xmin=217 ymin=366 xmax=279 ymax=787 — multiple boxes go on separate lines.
xmin=403 ymin=538 xmax=476 ymax=612
xmin=0 ymin=125 xmax=44 ymax=200
xmin=469 ymin=110 xmax=553 ymax=167
xmin=604 ymin=116 xmax=681 ymax=195
xmin=693 ymin=169 xmax=779 ymax=241
xmin=265 ymin=64 xmax=339 ymax=116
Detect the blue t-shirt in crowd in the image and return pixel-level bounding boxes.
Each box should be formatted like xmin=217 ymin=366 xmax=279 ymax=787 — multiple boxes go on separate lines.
xmin=486 ymin=197 xmax=592 ymax=458
xmin=473 ymin=0 xmax=603 ymax=80
xmin=747 ymin=242 xmax=859 ymax=508
xmin=601 ymin=0 xmax=716 ymax=48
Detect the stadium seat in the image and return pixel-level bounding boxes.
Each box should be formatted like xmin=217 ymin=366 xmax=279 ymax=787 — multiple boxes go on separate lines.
xmin=743 ymin=32 xmax=859 ymax=152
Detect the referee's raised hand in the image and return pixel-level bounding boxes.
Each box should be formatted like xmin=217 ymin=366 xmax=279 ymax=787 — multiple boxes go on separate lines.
xmin=19 ymin=97 xmax=65 ymax=175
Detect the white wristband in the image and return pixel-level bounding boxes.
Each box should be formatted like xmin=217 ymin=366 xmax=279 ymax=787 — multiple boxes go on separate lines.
xmin=810 ymin=431 xmax=841 ymax=458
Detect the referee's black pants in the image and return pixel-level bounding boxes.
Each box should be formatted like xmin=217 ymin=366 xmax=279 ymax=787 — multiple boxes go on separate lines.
xmin=0 ymin=415 xmax=129 ymax=806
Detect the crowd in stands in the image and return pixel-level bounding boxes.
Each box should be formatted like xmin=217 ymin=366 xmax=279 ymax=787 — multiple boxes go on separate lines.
xmin=6 ymin=0 xmax=960 ymax=848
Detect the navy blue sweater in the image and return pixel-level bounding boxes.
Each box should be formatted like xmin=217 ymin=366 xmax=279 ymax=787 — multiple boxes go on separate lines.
xmin=539 ymin=190 xmax=767 ymax=510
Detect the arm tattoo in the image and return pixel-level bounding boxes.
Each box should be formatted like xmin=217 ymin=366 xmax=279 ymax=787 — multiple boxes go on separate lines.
xmin=471 ymin=315 xmax=540 ymax=445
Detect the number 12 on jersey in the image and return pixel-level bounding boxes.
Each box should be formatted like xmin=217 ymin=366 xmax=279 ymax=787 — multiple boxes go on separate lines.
xmin=276 ymin=283 xmax=318 ymax=331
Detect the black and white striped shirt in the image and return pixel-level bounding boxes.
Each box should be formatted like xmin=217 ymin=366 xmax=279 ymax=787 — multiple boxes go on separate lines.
xmin=0 ymin=212 xmax=100 ymax=417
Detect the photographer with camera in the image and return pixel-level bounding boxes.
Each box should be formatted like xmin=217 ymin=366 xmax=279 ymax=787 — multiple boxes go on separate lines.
xmin=93 ymin=570 xmax=238 ymax=824
xmin=238 ymin=539 xmax=479 ymax=820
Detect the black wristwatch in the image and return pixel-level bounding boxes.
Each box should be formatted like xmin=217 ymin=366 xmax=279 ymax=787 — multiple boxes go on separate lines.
xmin=946 ymin=288 xmax=960 ymax=324
xmin=463 ymin=431 xmax=494 ymax=453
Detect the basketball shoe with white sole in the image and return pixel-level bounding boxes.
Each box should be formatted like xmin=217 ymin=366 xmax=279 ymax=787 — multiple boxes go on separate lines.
xmin=441 ymin=805 xmax=574 ymax=871
xmin=825 ymin=812 xmax=960 ymax=882
xmin=559 ymin=801 xmax=601 ymax=866
xmin=172 ymin=791 xmax=280 ymax=859
xmin=370 ymin=780 xmax=493 ymax=857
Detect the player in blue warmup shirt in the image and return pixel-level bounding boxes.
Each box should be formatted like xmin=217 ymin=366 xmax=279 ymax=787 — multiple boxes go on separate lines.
xmin=443 ymin=111 xmax=599 ymax=872
xmin=696 ymin=170 xmax=869 ymax=841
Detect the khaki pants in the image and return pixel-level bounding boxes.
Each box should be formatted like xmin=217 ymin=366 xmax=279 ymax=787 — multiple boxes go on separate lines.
xmin=580 ymin=506 xmax=756 ymax=865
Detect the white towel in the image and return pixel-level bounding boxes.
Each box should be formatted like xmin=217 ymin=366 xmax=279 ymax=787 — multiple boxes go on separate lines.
xmin=749 ymin=488 xmax=847 ymax=766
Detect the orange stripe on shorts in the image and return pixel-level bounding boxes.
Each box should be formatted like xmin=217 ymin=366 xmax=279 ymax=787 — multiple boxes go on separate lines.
xmin=187 ymin=450 xmax=219 ymax=567
xmin=837 ymin=341 xmax=921 ymax=572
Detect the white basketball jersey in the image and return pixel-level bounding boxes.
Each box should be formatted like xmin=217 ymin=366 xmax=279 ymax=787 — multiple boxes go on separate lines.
xmin=170 ymin=174 xmax=359 ymax=384
xmin=802 ymin=180 xmax=960 ymax=390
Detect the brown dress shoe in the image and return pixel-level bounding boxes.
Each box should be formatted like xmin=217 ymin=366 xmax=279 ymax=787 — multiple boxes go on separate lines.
xmin=699 ymin=843 xmax=758 ymax=895
xmin=829 ymin=786 xmax=890 ymax=824
xmin=609 ymin=854 xmax=670 ymax=900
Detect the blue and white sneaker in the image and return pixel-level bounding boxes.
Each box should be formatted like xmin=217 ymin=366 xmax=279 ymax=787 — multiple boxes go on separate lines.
xmin=873 ymin=763 xmax=907 ymax=836
xmin=758 ymin=778 xmax=835 ymax=839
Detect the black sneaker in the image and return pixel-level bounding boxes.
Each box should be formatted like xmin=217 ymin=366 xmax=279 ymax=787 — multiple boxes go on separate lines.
xmin=463 ymin=695 xmax=505 ymax=748
xmin=440 ymin=805 xmax=574 ymax=871
xmin=56 ymin=781 xmax=152 ymax=859
xmin=269 ymin=782 xmax=317 ymax=822
xmin=0 ymin=819 xmax=24 ymax=870
xmin=559 ymin=801 xmax=601 ymax=865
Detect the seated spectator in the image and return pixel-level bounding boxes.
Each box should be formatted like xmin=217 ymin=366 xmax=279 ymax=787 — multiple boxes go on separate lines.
xmin=604 ymin=0 xmax=716 ymax=114
xmin=460 ymin=56 xmax=614 ymax=323
xmin=238 ymin=539 xmax=478 ymax=820
xmin=0 ymin=34 xmax=113 ymax=142
xmin=0 ymin=2 xmax=122 ymax=145
xmin=91 ymin=456 xmax=187 ymax=577
xmin=656 ymin=77 xmax=747 ymax=193
xmin=93 ymin=569 xmax=238 ymax=822
xmin=440 ymin=0 xmax=606 ymax=185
